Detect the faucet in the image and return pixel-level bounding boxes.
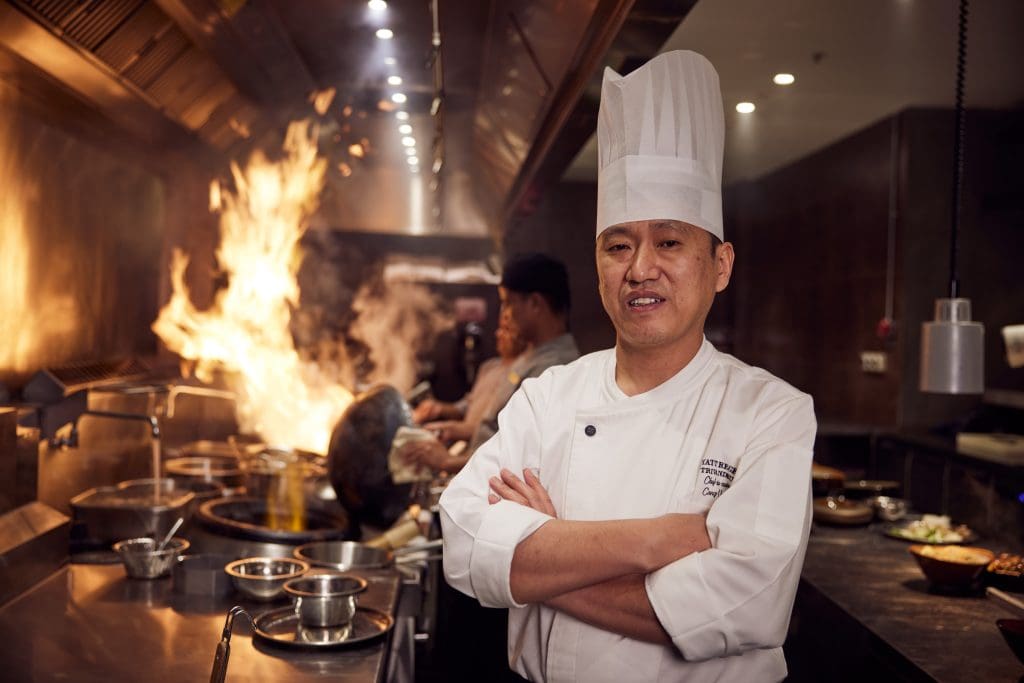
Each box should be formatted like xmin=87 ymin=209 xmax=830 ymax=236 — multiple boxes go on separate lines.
xmin=164 ymin=385 xmax=235 ymax=419
xmin=88 ymin=383 xmax=236 ymax=420
xmin=51 ymin=410 xmax=161 ymax=449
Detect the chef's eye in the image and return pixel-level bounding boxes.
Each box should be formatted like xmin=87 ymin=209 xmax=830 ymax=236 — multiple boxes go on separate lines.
xmin=605 ymin=243 xmax=630 ymax=253
xmin=658 ymin=239 xmax=681 ymax=249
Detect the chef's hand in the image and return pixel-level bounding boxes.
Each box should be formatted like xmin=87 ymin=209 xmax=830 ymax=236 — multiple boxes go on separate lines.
xmin=488 ymin=468 xmax=556 ymax=517
xmin=423 ymin=420 xmax=472 ymax=445
xmin=413 ymin=399 xmax=444 ymax=424
xmin=398 ymin=439 xmax=448 ymax=472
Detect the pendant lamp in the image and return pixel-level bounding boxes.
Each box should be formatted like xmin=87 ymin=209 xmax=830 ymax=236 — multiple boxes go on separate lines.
xmin=920 ymin=0 xmax=984 ymax=395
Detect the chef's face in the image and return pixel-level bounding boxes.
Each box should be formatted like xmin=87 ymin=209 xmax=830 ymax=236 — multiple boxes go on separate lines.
xmin=498 ymin=286 xmax=533 ymax=343
xmin=596 ymin=220 xmax=733 ymax=356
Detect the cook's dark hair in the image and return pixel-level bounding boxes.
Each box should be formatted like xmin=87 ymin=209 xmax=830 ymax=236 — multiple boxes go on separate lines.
xmin=500 ymin=252 xmax=571 ymax=315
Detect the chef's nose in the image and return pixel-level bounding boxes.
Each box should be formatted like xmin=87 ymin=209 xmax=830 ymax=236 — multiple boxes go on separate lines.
xmin=627 ymin=240 xmax=660 ymax=284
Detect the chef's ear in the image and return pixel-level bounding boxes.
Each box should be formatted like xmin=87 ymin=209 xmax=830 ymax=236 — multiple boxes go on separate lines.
xmin=526 ymin=291 xmax=546 ymax=313
xmin=714 ymin=241 xmax=735 ymax=293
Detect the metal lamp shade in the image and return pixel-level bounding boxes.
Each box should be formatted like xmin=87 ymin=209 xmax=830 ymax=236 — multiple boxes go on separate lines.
xmin=920 ymin=298 xmax=984 ymax=394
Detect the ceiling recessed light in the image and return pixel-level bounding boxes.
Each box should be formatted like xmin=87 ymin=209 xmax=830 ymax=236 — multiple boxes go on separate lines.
xmin=375 ymin=28 xmax=393 ymax=40
xmin=384 ymin=57 xmax=396 ymax=66
xmin=401 ymin=136 xmax=416 ymax=147
xmin=404 ymin=147 xmax=416 ymax=156
xmin=395 ymin=111 xmax=409 ymax=120
xmin=773 ymin=73 xmax=795 ymax=86
xmin=407 ymin=156 xmax=419 ymax=166
xmin=387 ymin=75 xmax=403 ymax=86
xmin=368 ymin=0 xmax=387 ymax=10
xmin=398 ymin=124 xmax=412 ymax=134
xmin=391 ymin=92 xmax=407 ymax=104
xmin=736 ymin=102 xmax=756 ymax=114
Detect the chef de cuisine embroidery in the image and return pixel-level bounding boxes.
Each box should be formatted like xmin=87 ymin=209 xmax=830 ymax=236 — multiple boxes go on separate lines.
xmin=699 ymin=458 xmax=736 ymax=498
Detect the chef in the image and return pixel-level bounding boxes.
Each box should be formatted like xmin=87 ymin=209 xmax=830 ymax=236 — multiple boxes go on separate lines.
xmin=438 ymin=50 xmax=816 ymax=683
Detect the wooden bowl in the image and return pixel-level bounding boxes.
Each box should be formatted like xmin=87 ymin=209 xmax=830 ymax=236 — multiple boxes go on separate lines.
xmin=909 ymin=544 xmax=994 ymax=587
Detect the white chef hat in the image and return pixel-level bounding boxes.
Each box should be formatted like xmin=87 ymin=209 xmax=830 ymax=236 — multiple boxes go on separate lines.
xmin=596 ymin=50 xmax=725 ymax=240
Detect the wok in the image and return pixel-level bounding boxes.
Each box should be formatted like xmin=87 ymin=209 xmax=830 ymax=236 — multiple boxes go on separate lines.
xmin=327 ymin=384 xmax=415 ymax=529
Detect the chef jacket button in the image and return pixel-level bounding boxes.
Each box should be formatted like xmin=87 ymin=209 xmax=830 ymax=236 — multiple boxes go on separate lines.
xmin=584 ymin=425 xmax=596 ymax=437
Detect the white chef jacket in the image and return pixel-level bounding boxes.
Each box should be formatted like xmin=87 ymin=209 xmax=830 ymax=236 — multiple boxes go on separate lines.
xmin=439 ymin=338 xmax=816 ymax=683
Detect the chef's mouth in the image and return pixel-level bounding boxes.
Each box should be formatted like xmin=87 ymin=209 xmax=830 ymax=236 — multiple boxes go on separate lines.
xmin=627 ymin=295 xmax=666 ymax=309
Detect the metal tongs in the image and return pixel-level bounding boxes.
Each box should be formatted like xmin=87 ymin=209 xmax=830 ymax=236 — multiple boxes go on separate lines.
xmin=209 ymin=605 xmax=254 ymax=683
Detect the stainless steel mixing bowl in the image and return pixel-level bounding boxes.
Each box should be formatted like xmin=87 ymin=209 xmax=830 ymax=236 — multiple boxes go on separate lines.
xmin=224 ymin=557 xmax=309 ymax=602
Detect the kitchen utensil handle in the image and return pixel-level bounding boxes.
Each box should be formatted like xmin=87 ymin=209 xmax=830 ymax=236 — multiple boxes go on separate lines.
xmin=392 ymin=538 xmax=443 ymax=556
xmin=988 ymin=586 xmax=1024 ymax=612
xmin=209 ymin=640 xmax=230 ymax=683
xmin=157 ymin=517 xmax=184 ymax=551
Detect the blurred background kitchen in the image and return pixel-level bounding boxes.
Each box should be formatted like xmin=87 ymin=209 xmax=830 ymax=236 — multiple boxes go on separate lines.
xmin=0 ymin=0 xmax=1023 ymax=681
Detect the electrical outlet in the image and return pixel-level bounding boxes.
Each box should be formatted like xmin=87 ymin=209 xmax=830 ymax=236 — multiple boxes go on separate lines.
xmin=861 ymin=351 xmax=887 ymax=374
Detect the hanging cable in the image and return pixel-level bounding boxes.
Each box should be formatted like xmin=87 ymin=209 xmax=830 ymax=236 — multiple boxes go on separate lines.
xmin=948 ymin=0 xmax=968 ymax=299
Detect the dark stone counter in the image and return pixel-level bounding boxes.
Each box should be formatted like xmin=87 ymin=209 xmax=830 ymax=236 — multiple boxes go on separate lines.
xmin=788 ymin=523 xmax=1024 ymax=682
xmin=0 ymin=563 xmax=400 ymax=682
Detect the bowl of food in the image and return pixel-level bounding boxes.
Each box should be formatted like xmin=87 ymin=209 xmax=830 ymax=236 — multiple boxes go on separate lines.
xmin=996 ymin=619 xmax=1024 ymax=666
xmin=113 ymin=537 xmax=190 ymax=580
xmin=986 ymin=553 xmax=1024 ymax=592
xmin=283 ymin=572 xmax=367 ymax=628
xmin=909 ymin=544 xmax=995 ymax=587
xmin=224 ymin=557 xmax=310 ymax=602
xmin=886 ymin=514 xmax=976 ymax=544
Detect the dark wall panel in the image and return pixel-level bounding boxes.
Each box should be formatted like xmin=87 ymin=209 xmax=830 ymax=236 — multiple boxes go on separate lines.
xmin=898 ymin=108 xmax=1024 ymax=428
xmin=725 ymin=117 xmax=900 ymax=427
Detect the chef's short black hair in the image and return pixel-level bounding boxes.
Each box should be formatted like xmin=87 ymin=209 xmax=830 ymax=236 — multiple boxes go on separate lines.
xmin=500 ymin=252 xmax=571 ymax=315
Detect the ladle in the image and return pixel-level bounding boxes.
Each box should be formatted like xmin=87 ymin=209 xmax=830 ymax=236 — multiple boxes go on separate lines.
xmin=156 ymin=517 xmax=184 ymax=551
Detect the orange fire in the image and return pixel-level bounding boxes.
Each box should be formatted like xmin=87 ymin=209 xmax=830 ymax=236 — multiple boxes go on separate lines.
xmin=153 ymin=120 xmax=452 ymax=458
xmin=153 ymin=122 xmax=353 ymax=454
xmin=0 ymin=86 xmax=80 ymax=376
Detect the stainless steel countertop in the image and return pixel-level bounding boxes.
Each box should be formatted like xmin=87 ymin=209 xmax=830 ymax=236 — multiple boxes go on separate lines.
xmin=0 ymin=563 xmax=401 ymax=682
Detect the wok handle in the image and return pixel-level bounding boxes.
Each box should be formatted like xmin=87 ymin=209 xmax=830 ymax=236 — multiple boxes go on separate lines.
xmin=209 ymin=640 xmax=230 ymax=683
xmin=392 ymin=538 xmax=443 ymax=556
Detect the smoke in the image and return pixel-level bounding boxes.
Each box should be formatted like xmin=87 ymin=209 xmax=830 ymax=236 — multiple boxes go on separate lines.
xmin=349 ymin=280 xmax=453 ymax=393
xmin=294 ymin=229 xmax=453 ymax=394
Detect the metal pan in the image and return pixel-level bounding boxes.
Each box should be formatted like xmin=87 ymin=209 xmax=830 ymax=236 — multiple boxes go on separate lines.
xmin=293 ymin=539 xmax=442 ymax=571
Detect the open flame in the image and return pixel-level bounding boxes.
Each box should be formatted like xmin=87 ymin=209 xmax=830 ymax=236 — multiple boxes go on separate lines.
xmin=0 ymin=85 xmax=80 ymax=377
xmin=154 ymin=121 xmax=452 ymax=456
xmin=153 ymin=122 xmax=353 ymax=453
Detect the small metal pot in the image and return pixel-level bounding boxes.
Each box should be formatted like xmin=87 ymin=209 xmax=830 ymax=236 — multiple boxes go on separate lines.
xmin=113 ymin=537 xmax=190 ymax=579
xmin=283 ymin=572 xmax=367 ymax=627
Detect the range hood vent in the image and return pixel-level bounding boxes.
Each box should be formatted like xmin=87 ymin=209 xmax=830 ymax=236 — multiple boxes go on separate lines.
xmin=9 ymin=0 xmax=254 ymax=152
xmin=20 ymin=0 xmax=145 ymax=50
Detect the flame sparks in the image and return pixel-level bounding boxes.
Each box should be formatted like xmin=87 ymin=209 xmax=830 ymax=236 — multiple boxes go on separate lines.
xmin=153 ymin=122 xmax=352 ymax=453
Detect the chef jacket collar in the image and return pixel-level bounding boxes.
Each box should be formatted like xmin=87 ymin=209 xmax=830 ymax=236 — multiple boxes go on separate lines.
xmin=600 ymin=337 xmax=715 ymax=408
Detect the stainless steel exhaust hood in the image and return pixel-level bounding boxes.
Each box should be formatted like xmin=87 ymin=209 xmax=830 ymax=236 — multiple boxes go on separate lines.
xmin=0 ymin=0 xmax=691 ymax=238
